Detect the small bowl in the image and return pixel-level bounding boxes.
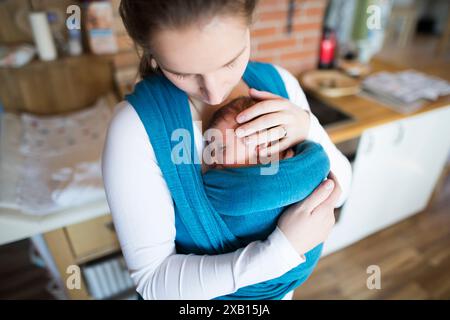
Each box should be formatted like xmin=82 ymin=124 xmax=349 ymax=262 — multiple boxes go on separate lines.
xmin=299 ymin=70 xmax=361 ymax=97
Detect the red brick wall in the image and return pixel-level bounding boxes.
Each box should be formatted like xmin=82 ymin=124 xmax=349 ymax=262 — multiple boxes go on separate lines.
xmin=251 ymin=0 xmax=327 ymax=75
xmin=111 ymin=0 xmax=327 ymax=96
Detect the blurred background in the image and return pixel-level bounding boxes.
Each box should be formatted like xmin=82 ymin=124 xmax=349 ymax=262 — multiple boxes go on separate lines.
xmin=0 ymin=0 xmax=449 ymax=300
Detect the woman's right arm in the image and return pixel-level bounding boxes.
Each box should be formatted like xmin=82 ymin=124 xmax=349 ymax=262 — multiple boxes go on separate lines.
xmin=101 ymin=102 xmax=307 ymax=300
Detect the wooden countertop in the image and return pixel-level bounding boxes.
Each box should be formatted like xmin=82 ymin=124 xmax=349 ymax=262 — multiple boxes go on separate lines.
xmin=299 ymin=58 xmax=450 ymax=144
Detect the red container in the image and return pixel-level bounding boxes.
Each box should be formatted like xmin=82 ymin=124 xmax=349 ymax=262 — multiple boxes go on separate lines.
xmin=318 ymin=27 xmax=337 ymax=69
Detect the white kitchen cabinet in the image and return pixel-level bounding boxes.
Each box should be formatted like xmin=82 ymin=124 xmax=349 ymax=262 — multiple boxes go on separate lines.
xmin=323 ymin=106 xmax=450 ymax=256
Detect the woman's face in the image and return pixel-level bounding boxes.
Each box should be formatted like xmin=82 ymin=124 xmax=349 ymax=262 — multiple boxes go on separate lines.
xmin=151 ymin=15 xmax=251 ymax=106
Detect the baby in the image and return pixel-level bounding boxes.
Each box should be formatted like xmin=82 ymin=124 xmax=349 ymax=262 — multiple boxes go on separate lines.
xmin=205 ymin=96 xmax=295 ymax=169
xmin=201 ymin=95 xmax=331 ymax=294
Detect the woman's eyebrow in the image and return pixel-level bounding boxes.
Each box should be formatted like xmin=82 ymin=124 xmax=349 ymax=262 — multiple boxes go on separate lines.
xmin=164 ymin=45 xmax=247 ymax=76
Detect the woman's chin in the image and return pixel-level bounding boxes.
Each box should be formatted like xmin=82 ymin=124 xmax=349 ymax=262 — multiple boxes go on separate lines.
xmin=192 ymin=96 xmax=222 ymax=106
xmin=206 ymin=97 xmax=227 ymax=106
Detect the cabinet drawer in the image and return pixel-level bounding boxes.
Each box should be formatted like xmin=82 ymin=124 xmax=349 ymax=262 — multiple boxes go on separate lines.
xmin=65 ymin=215 xmax=120 ymax=261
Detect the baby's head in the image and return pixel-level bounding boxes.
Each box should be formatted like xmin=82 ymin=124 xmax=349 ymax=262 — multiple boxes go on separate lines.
xmin=206 ymin=96 xmax=292 ymax=169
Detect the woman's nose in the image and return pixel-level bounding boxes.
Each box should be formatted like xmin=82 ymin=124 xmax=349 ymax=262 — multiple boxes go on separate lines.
xmin=200 ymin=74 xmax=225 ymax=105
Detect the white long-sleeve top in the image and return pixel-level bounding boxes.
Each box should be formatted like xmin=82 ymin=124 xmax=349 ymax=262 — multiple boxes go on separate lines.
xmin=101 ymin=65 xmax=352 ymax=300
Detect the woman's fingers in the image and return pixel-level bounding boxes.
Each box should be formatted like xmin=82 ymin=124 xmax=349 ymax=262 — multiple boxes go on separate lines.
xmin=236 ymin=99 xmax=286 ymax=124
xmin=319 ymin=173 xmax=342 ymax=208
xmin=299 ymin=179 xmax=335 ymax=213
xmin=258 ymin=137 xmax=291 ymax=157
xmin=248 ymin=88 xmax=282 ymax=100
xmin=235 ymin=112 xmax=287 ymax=137
xmin=312 ymin=172 xmax=343 ymax=214
xmin=243 ymin=125 xmax=287 ymax=146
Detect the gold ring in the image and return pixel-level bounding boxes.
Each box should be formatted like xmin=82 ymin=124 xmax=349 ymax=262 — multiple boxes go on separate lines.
xmin=281 ymin=126 xmax=287 ymax=137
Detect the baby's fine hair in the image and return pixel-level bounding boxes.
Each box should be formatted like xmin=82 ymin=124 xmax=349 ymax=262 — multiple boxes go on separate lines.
xmin=207 ymin=96 xmax=257 ymax=130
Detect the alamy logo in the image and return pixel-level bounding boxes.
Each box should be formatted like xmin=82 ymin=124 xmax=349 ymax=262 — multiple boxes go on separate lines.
xmin=366 ymin=265 xmax=381 ymax=290
xmin=66 ymin=265 xmax=81 ymax=290
xmin=66 ymin=5 xmax=81 ymax=30
xmin=366 ymin=4 xmax=382 ymax=30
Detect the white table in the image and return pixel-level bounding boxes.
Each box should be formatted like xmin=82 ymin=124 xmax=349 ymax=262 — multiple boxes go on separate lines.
xmin=0 ymin=197 xmax=110 ymax=246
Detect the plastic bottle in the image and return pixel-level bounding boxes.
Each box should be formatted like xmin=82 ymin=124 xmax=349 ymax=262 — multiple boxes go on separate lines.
xmin=318 ymin=27 xmax=337 ymax=69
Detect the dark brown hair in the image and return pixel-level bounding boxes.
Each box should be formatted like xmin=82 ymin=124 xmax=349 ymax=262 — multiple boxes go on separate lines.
xmin=208 ymin=96 xmax=257 ymax=130
xmin=119 ymin=0 xmax=259 ymax=78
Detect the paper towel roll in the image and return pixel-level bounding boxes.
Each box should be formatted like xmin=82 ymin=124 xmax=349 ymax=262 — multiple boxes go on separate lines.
xmin=29 ymin=12 xmax=57 ymax=61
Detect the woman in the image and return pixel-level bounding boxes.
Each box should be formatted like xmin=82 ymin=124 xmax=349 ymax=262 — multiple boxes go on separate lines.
xmin=102 ymin=0 xmax=352 ymax=300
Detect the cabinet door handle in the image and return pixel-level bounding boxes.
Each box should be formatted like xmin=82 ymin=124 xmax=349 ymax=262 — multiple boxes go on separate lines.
xmin=105 ymin=221 xmax=115 ymax=232
xmin=362 ymin=133 xmax=374 ymax=154
xmin=393 ymin=123 xmax=405 ymax=145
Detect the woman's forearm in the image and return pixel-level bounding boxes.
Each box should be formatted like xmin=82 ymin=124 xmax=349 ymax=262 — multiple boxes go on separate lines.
xmin=131 ymin=227 xmax=304 ymax=299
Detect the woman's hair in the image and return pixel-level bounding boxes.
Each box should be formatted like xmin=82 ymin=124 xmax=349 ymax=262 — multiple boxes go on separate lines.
xmin=207 ymin=96 xmax=257 ymax=130
xmin=119 ymin=0 xmax=259 ymax=78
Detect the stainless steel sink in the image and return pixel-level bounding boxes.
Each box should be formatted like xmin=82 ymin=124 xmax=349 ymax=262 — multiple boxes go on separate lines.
xmin=305 ymin=92 xmax=355 ymax=129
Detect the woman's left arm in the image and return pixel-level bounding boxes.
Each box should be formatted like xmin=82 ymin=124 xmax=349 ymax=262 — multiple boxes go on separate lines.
xmin=235 ymin=65 xmax=352 ymax=207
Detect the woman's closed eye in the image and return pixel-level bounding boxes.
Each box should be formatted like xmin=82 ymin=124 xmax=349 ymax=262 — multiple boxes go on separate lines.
xmin=175 ymin=73 xmax=193 ymax=80
xmin=225 ymin=61 xmax=235 ymax=70
xmin=174 ymin=61 xmax=236 ymax=80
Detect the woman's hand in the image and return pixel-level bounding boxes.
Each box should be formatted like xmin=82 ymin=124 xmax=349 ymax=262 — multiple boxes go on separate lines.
xmin=234 ymin=88 xmax=311 ymax=157
xmin=277 ymin=171 xmax=342 ymax=256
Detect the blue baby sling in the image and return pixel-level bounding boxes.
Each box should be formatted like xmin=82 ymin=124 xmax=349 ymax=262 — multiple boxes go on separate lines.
xmin=126 ymin=61 xmax=330 ymax=300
